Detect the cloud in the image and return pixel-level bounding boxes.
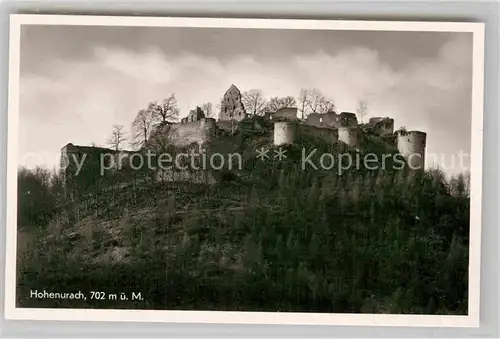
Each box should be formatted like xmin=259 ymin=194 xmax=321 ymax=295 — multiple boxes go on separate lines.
xmin=93 ymin=46 xmax=178 ymax=84
xmin=381 ymin=34 xmax=473 ymax=174
xmin=19 ymin=33 xmax=472 ymax=175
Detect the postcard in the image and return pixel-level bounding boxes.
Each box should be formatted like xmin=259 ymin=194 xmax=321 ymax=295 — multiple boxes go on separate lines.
xmin=4 ymin=14 xmax=484 ymax=327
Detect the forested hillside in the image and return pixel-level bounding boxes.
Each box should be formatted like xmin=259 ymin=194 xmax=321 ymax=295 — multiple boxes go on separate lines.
xmin=16 ymin=128 xmax=470 ymax=314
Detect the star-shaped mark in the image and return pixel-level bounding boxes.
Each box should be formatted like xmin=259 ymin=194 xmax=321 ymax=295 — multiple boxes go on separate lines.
xmin=274 ymin=147 xmax=287 ymax=161
xmin=256 ymin=147 xmax=270 ymax=161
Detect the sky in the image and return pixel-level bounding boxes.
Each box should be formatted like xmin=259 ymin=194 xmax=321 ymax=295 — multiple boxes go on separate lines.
xmin=18 ymin=25 xmax=473 ymax=175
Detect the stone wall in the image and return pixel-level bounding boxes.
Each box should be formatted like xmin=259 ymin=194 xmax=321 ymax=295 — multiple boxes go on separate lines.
xmin=60 ymin=143 xmax=134 ymax=188
xmin=304 ymin=112 xmax=338 ymax=128
xmin=296 ymin=124 xmax=338 ymax=144
xmin=366 ymin=117 xmax=395 ymax=136
xmin=271 ymin=107 xmax=298 ymax=121
xmin=273 ymin=122 xmax=362 ymax=148
xmin=338 ymin=126 xmax=361 ymax=147
xmin=61 ymin=143 xmax=119 ymax=172
xmin=183 ymin=106 xmax=206 ymax=123
xmin=153 ymin=118 xmax=217 ymax=148
xmin=368 ymin=117 xmax=384 ymax=124
xmin=216 ymin=120 xmax=237 ymax=133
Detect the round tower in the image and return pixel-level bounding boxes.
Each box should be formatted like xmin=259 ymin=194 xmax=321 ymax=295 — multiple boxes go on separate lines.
xmin=274 ymin=121 xmax=296 ymax=146
xmin=397 ymin=130 xmax=427 ymax=170
xmin=200 ymin=118 xmax=217 ymax=143
xmin=338 ymin=127 xmax=360 ymax=147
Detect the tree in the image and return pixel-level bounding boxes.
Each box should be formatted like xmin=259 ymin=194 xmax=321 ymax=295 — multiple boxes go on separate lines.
xmin=131 ymin=109 xmax=156 ymax=149
xmin=215 ymin=100 xmax=223 ymax=120
xmin=17 ymin=166 xmax=56 ymax=228
xmin=356 ymin=100 xmax=369 ymax=124
xmin=298 ymin=89 xmax=310 ymax=120
xmin=242 ymin=89 xmax=267 ymax=116
xmin=201 ymin=102 xmax=213 ymax=118
xmin=319 ymin=98 xmax=336 ymax=114
xmin=449 ymin=173 xmax=470 ymax=198
xmin=307 ymin=89 xmax=335 ymax=114
xmin=49 ymin=168 xmax=65 ymax=204
xmin=151 ymin=129 xmax=173 ymax=154
xmin=149 ymin=93 xmax=180 ymax=123
xmin=108 ymin=124 xmax=127 ymax=151
xmin=298 ymin=88 xmax=335 ymax=118
xmin=266 ymin=96 xmax=296 ymax=112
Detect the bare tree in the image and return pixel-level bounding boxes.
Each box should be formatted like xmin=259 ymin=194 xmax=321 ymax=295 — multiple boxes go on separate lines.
xmin=356 ymin=100 xmax=369 ymax=124
xmin=214 ymin=101 xmax=222 ymax=120
xmin=298 ymin=89 xmax=310 ymax=119
xmin=131 ymin=108 xmax=156 ymax=149
xmin=266 ymin=96 xmax=297 ymax=112
xmin=152 ymin=129 xmax=172 ymax=153
xmin=307 ymin=89 xmax=335 ymax=114
xmin=299 ymin=88 xmax=335 ymax=118
xmin=242 ymin=89 xmax=267 ymax=116
xmin=149 ymin=93 xmax=180 ymax=123
xmin=319 ymin=98 xmax=336 ymax=113
xmin=201 ymin=102 xmax=213 ymax=118
xmin=108 ymin=124 xmax=127 ymax=151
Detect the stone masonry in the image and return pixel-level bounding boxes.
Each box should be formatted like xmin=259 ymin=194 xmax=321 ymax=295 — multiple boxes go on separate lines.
xmin=219 ymin=84 xmax=247 ymax=121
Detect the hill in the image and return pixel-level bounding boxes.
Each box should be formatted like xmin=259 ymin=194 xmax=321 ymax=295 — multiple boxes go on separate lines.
xmin=16 ymin=120 xmax=470 ymax=314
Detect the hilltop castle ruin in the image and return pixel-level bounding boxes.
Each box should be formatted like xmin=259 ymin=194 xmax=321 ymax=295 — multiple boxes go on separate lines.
xmin=61 ymin=84 xmax=427 ymax=182
xmin=145 ymin=84 xmax=426 ymax=169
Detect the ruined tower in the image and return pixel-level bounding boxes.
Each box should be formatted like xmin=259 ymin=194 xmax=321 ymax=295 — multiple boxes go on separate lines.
xmin=219 ymin=84 xmax=247 ymax=121
xmin=182 ymin=106 xmax=205 ymax=123
xmin=396 ymin=130 xmax=427 ymax=170
xmin=337 ymin=112 xmax=358 ymax=127
xmin=60 ymin=143 xmax=121 ymax=190
xmin=367 ymin=117 xmax=395 ymax=136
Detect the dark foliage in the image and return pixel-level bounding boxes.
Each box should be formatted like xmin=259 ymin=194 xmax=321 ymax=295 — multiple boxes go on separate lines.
xmin=16 ymin=133 xmax=470 ymax=314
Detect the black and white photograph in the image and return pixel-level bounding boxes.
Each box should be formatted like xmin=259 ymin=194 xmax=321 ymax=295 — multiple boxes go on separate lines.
xmin=5 ymin=15 xmax=484 ymax=326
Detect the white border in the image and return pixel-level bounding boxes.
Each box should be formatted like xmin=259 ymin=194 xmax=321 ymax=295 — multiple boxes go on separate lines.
xmin=4 ymin=14 xmax=485 ymax=327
